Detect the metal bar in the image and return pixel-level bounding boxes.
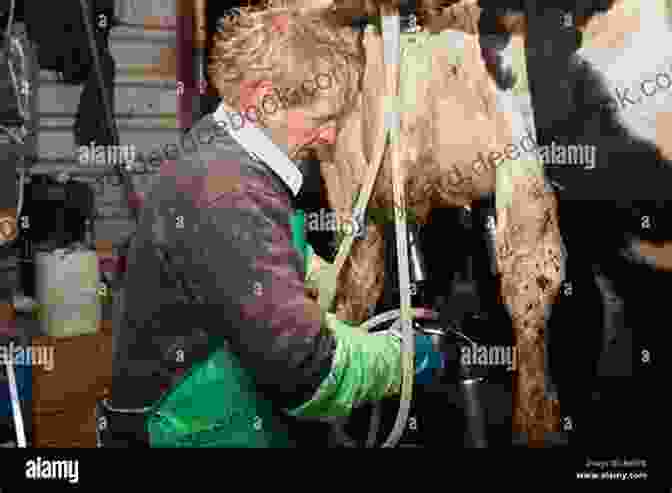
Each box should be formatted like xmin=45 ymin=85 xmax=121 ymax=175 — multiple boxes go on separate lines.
xmin=5 ymin=358 xmax=27 ymax=447
xmin=78 ymin=0 xmax=139 ymax=224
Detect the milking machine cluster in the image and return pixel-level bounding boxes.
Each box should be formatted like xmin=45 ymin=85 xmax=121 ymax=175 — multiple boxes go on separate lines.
xmin=342 ymin=204 xmax=509 ymax=448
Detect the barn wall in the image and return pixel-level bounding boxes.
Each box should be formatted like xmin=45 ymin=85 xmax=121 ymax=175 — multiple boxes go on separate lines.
xmin=0 ymin=14 xmax=177 ymax=296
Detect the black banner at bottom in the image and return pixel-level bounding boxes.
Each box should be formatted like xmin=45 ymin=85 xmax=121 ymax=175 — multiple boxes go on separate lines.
xmin=0 ymin=448 xmax=657 ymax=489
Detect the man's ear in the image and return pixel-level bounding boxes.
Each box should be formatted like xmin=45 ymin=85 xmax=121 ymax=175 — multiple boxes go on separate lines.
xmin=315 ymin=124 xmax=338 ymax=144
xmin=238 ymin=80 xmax=273 ymax=116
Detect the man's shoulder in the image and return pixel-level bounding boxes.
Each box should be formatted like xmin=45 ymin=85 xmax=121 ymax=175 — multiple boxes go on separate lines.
xmin=177 ymin=113 xmax=242 ymax=161
xmin=152 ymin=133 xmax=289 ymax=223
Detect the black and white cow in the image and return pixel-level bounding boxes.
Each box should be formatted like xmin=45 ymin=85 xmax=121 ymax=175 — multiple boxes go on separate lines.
xmin=480 ymin=0 xmax=670 ymax=447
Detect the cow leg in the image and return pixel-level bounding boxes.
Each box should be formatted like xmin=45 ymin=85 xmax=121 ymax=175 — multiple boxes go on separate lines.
xmin=495 ymin=176 xmax=564 ymax=447
xmin=333 ymin=221 xmax=386 ymax=325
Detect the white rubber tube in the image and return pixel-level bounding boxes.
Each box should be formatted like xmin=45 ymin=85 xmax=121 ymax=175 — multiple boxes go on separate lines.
xmin=363 ymin=308 xmax=439 ymax=447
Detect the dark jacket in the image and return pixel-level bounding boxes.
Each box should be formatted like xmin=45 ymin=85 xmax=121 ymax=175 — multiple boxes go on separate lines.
xmin=110 ymin=114 xmax=337 ymax=415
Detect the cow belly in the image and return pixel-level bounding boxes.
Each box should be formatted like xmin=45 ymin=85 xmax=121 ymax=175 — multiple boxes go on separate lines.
xmin=327 ymin=30 xmax=504 ymax=323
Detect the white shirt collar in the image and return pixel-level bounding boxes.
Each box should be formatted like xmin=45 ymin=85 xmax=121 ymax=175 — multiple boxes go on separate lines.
xmin=213 ymin=103 xmax=303 ymax=196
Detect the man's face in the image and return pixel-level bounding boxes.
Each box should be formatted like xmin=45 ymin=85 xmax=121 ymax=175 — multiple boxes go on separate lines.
xmin=239 ymin=79 xmax=343 ymax=162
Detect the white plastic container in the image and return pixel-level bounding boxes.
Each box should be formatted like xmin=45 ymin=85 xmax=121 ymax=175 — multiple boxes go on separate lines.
xmin=34 ymin=248 xmax=100 ymax=337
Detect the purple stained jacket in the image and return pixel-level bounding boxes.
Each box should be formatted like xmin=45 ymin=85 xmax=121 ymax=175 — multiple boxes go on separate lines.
xmin=110 ymin=113 xmax=337 ymax=412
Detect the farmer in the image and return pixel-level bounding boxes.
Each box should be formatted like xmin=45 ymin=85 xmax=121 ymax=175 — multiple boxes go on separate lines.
xmin=105 ymin=7 xmax=441 ymax=448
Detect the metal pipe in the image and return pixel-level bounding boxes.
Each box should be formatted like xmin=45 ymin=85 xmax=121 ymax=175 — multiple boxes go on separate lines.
xmin=5 ymin=356 xmax=27 ymax=447
xmin=407 ymin=223 xmax=426 ymax=284
xmin=193 ymin=0 xmax=208 ymax=119
xmin=460 ymin=377 xmax=488 ymax=448
xmin=78 ymin=0 xmax=138 ymax=223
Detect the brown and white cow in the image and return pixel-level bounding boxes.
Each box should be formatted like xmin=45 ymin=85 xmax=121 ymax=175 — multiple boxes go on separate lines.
xmin=304 ymin=0 xmax=672 ymax=446
xmin=279 ymin=0 xmax=565 ymax=445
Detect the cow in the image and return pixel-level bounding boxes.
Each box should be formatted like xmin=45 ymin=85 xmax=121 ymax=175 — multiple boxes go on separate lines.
xmin=523 ymin=0 xmax=671 ymax=448
xmin=292 ymin=0 xmax=671 ymax=448
xmin=420 ymin=0 xmax=671 ymax=447
xmin=271 ymin=0 xmax=566 ymax=446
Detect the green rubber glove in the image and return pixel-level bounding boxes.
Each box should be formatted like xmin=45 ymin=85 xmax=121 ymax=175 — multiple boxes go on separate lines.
xmin=304 ymin=245 xmax=338 ymax=302
xmin=291 ymin=210 xmax=337 ymax=312
xmin=285 ymin=312 xmax=402 ymax=419
xmin=304 ymin=243 xmax=320 ymax=286
xmin=289 ymin=210 xmax=309 ymax=270
xmin=305 ymin=244 xmax=346 ymax=326
xmin=294 ymin=236 xmax=402 ymax=419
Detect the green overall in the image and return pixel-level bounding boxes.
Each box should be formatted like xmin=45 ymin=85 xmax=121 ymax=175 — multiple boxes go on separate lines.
xmin=145 ymin=211 xmax=311 ymax=447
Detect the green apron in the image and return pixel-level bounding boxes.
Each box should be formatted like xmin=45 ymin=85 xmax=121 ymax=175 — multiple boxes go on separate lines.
xmin=146 ymin=210 xmax=310 ymax=447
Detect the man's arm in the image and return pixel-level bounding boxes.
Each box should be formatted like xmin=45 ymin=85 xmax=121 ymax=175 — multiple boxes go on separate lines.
xmin=181 ymin=165 xmax=403 ymax=417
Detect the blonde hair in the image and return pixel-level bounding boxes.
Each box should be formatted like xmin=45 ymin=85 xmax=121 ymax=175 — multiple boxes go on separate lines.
xmin=208 ymin=7 xmax=365 ymax=122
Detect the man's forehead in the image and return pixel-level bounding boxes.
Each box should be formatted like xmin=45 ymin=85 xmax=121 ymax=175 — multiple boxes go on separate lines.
xmin=240 ymin=72 xmax=346 ymax=113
